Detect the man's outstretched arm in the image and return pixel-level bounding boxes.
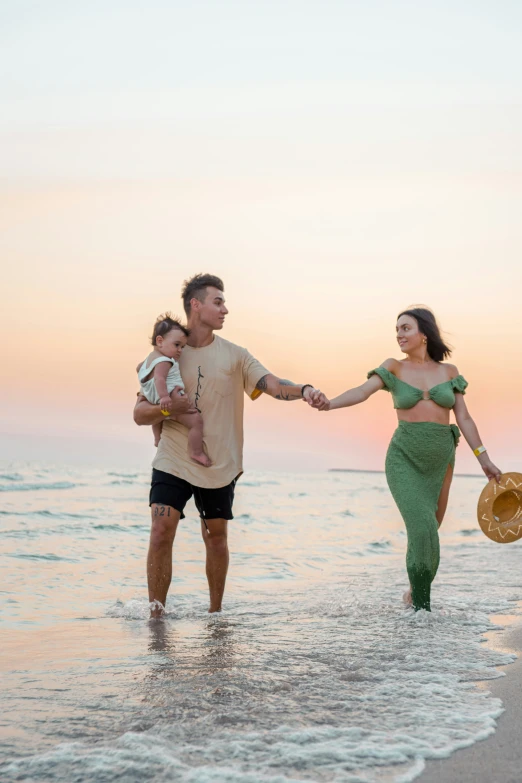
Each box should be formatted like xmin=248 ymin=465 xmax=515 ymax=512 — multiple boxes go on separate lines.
xmin=255 ymin=374 xmax=325 ymax=404
xmin=133 ymin=388 xmax=196 ymax=426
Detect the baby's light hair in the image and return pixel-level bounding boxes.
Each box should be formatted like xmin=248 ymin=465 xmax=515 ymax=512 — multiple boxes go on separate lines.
xmin=151 ymin=312 xmax=190 ymax=346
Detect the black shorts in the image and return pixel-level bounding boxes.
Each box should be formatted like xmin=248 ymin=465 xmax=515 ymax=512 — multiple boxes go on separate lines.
xmin=149 ymin=469 xmax=237 ymax=520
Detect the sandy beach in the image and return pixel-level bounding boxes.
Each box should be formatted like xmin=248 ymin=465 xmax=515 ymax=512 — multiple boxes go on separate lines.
xmin=420 ymin=622 xmax=522 ymax=783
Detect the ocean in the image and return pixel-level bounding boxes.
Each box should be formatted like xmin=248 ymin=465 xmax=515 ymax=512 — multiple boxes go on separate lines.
xmin=1 ymin=462 xmax=521 ymax=783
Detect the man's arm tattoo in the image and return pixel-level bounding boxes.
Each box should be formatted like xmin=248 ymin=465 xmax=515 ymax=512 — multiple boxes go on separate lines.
xmin=256 ymin=375 xmax=301 ymax=401
xmin=275 ymin=379 xmax=295 ymax=401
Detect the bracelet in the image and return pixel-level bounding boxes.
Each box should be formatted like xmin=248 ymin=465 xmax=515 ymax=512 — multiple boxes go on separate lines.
xmin=160 ymin=409 xmax=170 ymax=417
xmin=473 ymin=445 xmax=487 ymax=457
xmin=301 ymin=384 xmax=314 ymax=398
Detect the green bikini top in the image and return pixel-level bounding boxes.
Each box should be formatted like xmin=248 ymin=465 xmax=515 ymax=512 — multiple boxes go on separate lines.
xmin=367 ymin=366 xmax=468 ymax=410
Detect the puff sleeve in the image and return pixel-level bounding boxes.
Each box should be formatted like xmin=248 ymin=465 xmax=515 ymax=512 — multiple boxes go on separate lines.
xmin=367 ymin=367 xmax=396 ymax=393
xmin=450 ymin=375 xmax=468 ymax=395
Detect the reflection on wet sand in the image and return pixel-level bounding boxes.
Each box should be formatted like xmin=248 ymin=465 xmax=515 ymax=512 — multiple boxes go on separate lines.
xmin=141 ymin=617 xmax=240 ymax=718
xmin=146 ymin=616 xmax=238 ymax=667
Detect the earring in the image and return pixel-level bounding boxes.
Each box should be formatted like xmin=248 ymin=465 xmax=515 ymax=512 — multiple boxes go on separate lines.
xmin=423 ymin=338 xmax=427 ymax=344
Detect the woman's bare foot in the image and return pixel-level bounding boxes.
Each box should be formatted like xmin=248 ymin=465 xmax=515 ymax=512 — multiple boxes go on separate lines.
xmin=191 ymin=452 xmax=212 ymax=467
xmin=402 ymin=589 xmax=412 ymax=606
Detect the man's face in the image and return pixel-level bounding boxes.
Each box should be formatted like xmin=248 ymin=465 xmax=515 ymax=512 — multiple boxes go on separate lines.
xmin=195 ymin=286 xmax=228 ymax=329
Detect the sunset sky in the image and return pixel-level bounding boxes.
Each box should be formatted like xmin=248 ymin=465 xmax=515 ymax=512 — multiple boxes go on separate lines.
xmin=2 ymin=1 xmax=521 ymax=473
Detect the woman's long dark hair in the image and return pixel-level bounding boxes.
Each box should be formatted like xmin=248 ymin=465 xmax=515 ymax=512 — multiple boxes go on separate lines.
xmin=397 ymin=307 xmax=452 ymax=362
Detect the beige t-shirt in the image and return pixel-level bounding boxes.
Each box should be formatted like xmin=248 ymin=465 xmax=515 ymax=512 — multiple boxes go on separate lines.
xmin=152 ymin=335 xmax=268 ymax=489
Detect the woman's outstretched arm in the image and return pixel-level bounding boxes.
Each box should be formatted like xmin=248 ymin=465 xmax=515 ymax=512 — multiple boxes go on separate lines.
xmin=329 ymin=374 xmax=385 ymax=410
xmin=453 ymin=393 xmax=502 ymax=482
xmin=312 ymin=373 xmax=385 ymax=411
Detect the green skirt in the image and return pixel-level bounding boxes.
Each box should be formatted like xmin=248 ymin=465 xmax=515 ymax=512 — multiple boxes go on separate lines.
xmin=385 ymin=421 xmax=461 ymax=611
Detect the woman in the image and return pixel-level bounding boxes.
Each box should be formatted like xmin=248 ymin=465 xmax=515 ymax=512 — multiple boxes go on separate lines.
xmin=313 ymin=307 xmax=501 ymax=612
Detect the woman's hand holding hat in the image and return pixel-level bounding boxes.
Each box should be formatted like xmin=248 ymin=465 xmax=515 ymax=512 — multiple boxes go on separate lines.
xmin=477 ymin=472 xmax=522 ymax=542
xmin=477 ymin=452 xmax=502 ymax=483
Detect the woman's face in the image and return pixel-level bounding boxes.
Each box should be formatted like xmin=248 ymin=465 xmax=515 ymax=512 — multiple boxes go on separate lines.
xmin=396 ymin=314 xmax=424 ymax=354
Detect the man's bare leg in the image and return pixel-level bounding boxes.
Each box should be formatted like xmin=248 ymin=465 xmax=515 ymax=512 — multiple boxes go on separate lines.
xmin=201 ymin=517 xmax=229 ymax=612
xmin=148 ymin=503 xmax=180 ymax=617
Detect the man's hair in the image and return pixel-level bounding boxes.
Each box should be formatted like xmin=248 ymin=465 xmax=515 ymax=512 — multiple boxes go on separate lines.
xmin=151 ymin=312 xmax=190 ymax=346
xmin=181 ymin=273 xmax=224 ymax=316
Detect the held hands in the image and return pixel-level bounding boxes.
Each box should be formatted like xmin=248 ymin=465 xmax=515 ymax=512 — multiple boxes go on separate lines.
xmin=303 ymin=386 xmax=330 ymax=411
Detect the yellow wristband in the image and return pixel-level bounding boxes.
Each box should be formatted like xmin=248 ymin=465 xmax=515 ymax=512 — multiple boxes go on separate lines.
xmin=474 ymin=445 xmax=487 ymax=457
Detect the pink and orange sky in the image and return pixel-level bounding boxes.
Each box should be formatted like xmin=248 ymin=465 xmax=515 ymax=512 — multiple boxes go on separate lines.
xmin=1 ymin=1 xmax=521 ymax=473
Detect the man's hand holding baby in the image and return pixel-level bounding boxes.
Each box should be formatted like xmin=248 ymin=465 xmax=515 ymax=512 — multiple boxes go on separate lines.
xmin=159 ymin=395 xmax=173 ymax=413
xmin=134 ymin=387 xmax=197 ymax=427
xmin=161 ymin=387 xmax=197 ymax=417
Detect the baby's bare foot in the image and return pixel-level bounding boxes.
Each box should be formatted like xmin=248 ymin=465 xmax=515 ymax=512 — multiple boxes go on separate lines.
xmin=191 ymin=453 xmax=212 ymax=468
xmin=402 ymin=589 xmax=412 ymax=606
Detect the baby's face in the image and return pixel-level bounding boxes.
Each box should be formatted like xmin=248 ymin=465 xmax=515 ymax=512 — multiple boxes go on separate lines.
xmin=158 ymin=329 xmax=187 ymax=361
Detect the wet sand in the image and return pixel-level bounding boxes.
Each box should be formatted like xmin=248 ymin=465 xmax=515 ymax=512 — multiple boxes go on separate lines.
xmin=420 ymin=622 xmax=522 ymax=783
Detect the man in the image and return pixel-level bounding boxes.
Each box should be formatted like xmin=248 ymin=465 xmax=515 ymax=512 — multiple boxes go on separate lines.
xmin=134 ymin=273 xmax=324 ymax=615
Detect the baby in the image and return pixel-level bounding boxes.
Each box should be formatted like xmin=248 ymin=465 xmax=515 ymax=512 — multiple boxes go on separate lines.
xmin=137 ymin=313 xmax=211 ymax=467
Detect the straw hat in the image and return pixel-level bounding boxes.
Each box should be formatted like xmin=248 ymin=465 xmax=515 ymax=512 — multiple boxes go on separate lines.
xmin=477 ymin=473 xmax=522 ymax=543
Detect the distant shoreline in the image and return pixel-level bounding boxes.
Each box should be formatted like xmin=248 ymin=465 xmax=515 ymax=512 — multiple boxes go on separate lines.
xmin=328 ymin=468 xmax=483 ymax=479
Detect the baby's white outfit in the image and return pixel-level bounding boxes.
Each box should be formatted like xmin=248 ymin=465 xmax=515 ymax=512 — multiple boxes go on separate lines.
xmin=138 ymin=356 xmax=185 ymax=404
